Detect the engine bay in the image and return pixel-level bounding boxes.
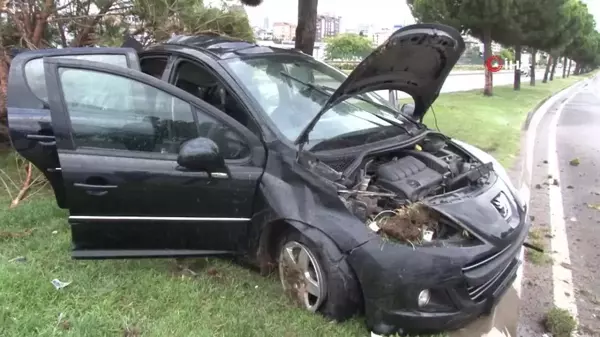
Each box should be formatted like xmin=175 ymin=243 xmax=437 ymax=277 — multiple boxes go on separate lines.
xmin=314 ymin=133 xmax=494 ymax=246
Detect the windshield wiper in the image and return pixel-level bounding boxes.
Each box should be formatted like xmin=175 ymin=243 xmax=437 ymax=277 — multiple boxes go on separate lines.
xmin=279 ymin=71 xmax=333 ymax=97
xmin=281 ymin=72 xmax=414 ymax=140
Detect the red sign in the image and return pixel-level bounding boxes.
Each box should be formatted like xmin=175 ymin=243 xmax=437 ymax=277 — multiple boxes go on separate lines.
xmin=485 ymin=55 xmax=504 ymax=73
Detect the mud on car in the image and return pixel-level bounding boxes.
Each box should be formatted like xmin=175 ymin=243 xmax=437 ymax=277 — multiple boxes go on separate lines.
xmin=7 ymin=24 xmax=530 ymax=335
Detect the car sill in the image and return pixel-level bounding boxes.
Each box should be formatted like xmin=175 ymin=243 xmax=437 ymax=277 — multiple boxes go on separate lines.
xmin=69 ymin=216 xmax=251 ymax=222
xmin=72 ymin=249 xmax=236 ymax=259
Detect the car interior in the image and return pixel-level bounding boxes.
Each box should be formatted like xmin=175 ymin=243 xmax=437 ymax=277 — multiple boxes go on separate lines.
xmin=172 ymin=61 xmax=249 ymax=128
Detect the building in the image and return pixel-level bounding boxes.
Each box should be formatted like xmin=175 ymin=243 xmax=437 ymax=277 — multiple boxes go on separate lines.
xmin=371 ymin=28 xmax=393 ymax=46
xmin=272 ymin=22 xmax=296 ymax=41
xmin=316 ymin=14 xmax=341 ymax=41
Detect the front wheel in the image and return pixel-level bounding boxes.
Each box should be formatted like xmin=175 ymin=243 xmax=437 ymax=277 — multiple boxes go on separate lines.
xmin=277 ymin=230 xmax=362 ymax=321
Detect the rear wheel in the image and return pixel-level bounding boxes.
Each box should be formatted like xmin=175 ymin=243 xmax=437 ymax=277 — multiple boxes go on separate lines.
xmin=277 ymin=230 xmax=362 ymax=321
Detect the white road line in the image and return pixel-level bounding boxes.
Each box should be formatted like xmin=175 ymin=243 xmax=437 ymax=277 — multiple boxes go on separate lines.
xmin=547 ymin=88 xmax=580 ymax=321
xmin=515 ymin=82 xmax=582 ymax=300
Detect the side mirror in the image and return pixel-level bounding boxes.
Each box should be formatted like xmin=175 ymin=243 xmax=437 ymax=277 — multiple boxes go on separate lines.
xmin=177 ymin=137 xmax=227 ymax=173
xmin=400 ymin=103 xmax=416 ymax=118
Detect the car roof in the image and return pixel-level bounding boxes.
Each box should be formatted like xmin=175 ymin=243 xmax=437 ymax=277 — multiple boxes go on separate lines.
xmin=148 ymin=33 xmax=308 ymax=61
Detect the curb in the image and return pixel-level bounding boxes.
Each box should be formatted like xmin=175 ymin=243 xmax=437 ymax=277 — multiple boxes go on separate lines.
xmin=510 ymin=74 xmax=596 ymax=337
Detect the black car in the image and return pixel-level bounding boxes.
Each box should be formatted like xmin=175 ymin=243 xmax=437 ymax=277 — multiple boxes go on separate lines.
xmin=7 ymin=24 xmax=530 ymax=335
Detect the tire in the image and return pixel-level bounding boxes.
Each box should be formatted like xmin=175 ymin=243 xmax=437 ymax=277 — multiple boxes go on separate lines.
xmin=277 ymin=229 xmax=362 ymax=321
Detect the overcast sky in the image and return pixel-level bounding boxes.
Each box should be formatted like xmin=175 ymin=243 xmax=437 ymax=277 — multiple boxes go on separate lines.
xmin=244 ymin=0 xmax=600 ymax=31
xmin=244 ymin=0 xmax=415 ymax=29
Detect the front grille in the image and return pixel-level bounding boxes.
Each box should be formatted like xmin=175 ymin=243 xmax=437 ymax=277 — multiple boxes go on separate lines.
xmin=462 ymin=244 xmax=512 ymax=272
xmin=466 ymin=259 xmax=514 ymax=301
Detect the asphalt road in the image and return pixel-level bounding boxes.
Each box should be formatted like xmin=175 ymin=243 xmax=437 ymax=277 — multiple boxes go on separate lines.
xmin=518 ymin=76 xmax=600 ymax=337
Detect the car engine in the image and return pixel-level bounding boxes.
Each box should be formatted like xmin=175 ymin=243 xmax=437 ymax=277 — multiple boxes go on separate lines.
xmin=329 ymin=134 xmax=492 ymax=246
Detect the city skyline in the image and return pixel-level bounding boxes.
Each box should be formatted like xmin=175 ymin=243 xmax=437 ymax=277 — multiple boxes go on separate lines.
xmin=244 ymin=0 xmax=415 ymax=31
xmin=245 ymin=0 xmax=600 ymax=33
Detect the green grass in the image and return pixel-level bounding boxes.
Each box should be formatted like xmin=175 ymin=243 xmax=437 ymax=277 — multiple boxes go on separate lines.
xmin=525 ymin=227 xmax=552 ymax=265
xmin=0 ymin=73 xmax=593 ymax=337
xmin=543 ymin=307 xmax=577 ymax=337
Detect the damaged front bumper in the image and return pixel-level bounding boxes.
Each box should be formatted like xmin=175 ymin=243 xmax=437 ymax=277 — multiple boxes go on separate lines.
xmin=347 ymin=198 xmax=530 ymax=335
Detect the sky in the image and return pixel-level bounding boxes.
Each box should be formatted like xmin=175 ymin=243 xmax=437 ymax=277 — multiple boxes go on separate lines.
xmin=583 ymin=0 xmax=600 ymax=25
xmin=243 ymin=0 xmax=415 ymax=30
xmin=244 ymin=0 xmax=600 ymax=31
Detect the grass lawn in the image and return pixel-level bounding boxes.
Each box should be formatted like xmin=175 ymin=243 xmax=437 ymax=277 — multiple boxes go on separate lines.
xmin=421 ymin=74 xmax=591 ymax=167
xmin=0 ymin=74 xmax=593 ymax=337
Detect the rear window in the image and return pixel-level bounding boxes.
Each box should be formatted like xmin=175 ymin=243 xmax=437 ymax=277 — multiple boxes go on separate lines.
xmin=24 ymin=54 xmax=128 ymax=104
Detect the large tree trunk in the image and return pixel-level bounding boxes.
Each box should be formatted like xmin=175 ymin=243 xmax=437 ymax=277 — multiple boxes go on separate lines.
xmin=295 ymin=0 xmax=318 ymax=55
xmin=574 ymin=63 xmax=580 ymax=75
xmin=513 ymin=45 xmax=521 ymax=91
xmin=550 ymin=55 xmax=558 ymax=81
xmin=530 ymin=49 xmax=537 ymax=86
xmin=543 ymin=54 xmax=552 ymax=83
xmin=562 ymin=57 xmax=568 ymax=78
xmin=482 ymin=29 xmax=493 ymax=96
xmin=567 ymin=59 xmax=572 ymax=77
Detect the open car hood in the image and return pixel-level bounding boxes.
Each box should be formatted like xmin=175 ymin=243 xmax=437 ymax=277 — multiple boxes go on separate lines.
xmin=295 ymin=23 xmax=466 ymax=146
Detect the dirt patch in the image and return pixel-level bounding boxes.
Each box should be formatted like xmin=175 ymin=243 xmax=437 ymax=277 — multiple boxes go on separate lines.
xmin=280 ymin=262 xmax=307 ymax=307
xmin=378 ymin=203 xmax=439 ymax=243
xmin=123 ymin=326 xmax=141 ymax=337
xmin=0 ymin=228 xmax=34 ymax=240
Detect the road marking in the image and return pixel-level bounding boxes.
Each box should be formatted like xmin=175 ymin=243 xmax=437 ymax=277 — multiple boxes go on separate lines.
xmin=516 ymin=81 xmax=584 ymax=300
xmin=547 ymin=87 xmax=580 ymax=320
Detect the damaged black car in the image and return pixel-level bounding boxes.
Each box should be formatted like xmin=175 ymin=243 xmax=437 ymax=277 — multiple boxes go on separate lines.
xmin=7 ymin=23 xmax=530 ymax=335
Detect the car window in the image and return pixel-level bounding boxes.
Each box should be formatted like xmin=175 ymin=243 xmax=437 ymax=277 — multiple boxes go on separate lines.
xmin=140 ymin=57 xmax=168 ymax=78
xmin=58 ymin=68 xmax=250 ymax=160
xmin=24 ymin=54 xmax=128 ymax=104
xmin=249 ymin=64 xmax=281 ymax=115
xmin=60 ymin=68 xmax=197 ymax=154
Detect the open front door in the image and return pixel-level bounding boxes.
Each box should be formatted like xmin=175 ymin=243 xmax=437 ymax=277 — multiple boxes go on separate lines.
xmin=41 ymin=58 xmax=264 ymax=259
xmin=7 ymin=48 xmax=140 ymax=208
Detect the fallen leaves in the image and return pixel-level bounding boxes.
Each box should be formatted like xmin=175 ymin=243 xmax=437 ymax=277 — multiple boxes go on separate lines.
xmin=569 ymin=158 xmax=580 ymax=166
xmin=586 ymin=203 xmax=600 ymax=211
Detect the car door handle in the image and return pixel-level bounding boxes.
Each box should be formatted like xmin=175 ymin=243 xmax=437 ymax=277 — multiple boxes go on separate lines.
xmin=74 ymin=182 xmax=118 ymax=196
xmin=26 ymin=134 xmax=56 ymax=146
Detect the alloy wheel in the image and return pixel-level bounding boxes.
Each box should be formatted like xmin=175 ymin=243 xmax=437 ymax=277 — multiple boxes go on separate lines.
xmin=278 ymin=240 xmax=327 ymax=312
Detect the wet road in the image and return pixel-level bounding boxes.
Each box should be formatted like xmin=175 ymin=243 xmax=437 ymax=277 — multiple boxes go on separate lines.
xmin=518 ymin=76 xmax=600 ymax=337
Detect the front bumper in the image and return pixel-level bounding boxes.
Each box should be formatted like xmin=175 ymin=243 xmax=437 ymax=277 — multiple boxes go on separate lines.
xmin=348 ymin=207 xmax=530 ymax=335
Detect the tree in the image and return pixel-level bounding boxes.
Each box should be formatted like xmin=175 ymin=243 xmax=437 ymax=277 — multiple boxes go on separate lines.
xmin=295 ymin=0 xmax=318 ymax=55
xmin=324 ymin=33 xmax=373 ymax=60
xmin=536 ymin=0 xmax=584 ymax=83
xmin=408 ymin=0 xmax=516 ymax=96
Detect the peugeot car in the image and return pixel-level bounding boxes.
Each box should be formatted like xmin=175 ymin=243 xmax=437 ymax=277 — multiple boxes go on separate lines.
xmin=7 ymin=24 xmax=530 ymax=335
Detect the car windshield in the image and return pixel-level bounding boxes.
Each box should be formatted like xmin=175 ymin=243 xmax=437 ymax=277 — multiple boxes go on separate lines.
xmin=223 ymin=56 xmax=413 ymax=151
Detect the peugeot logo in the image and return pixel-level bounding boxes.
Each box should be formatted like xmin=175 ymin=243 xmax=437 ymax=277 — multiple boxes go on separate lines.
xmin=492 ymin=192 xmax=512 ymax=220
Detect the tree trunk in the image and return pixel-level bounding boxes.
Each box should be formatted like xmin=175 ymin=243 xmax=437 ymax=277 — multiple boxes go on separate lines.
xmin=295 ymin=0 xmax=318 ymax=55
xmin=482 ymin=29 xmax=493 ymax=96
xmin=530 ymin=49 xmax=537 ymax=86
xmin=513 ymin=45 xmax=521 ymax=91
xmin=567 ymin=59 xmax=572 ymax=77
xmin=0 ymin=49 xmax=10 ymax=147
xmin=550 ymin=56 xmax=558 ymax=81
xmin=574 ymin=63 xmax=580 ymax=75
xmin=543 ymin=54 xmax=552 ymax=83
xmin=562 ymin=57 xmax=568 ymax=78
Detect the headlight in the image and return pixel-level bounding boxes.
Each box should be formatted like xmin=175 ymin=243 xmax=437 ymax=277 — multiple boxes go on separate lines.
xmin=417 ymin=289 xmax=431 ymax=307
xmin=451 ymin=139 xmax=525 ymax=209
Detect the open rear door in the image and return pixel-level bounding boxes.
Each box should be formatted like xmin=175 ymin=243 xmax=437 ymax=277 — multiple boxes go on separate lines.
xmin=6 ymin=48 xmax=139 ymax=208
